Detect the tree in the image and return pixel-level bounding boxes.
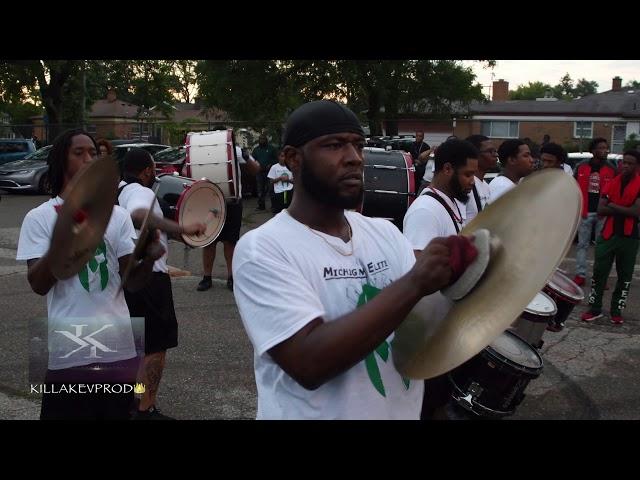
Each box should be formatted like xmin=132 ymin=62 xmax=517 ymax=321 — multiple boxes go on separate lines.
xmin=551 ymin=73 xmax=574 ymax=100
xmin=573 ymin=78 xmax=598 ymax=98
xmin=172 ymin=60 xmax=198 ymax=103
xmin=196 ymin=60 xmax=489 ymax=139
xmin=509 ymin=81 xmax=552 ymax=100
xmin=625 ymin=80 xmax=640 ymax=89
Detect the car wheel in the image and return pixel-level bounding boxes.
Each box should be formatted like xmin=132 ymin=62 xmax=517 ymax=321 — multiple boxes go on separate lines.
xmin=38 ymin=172 xmax=51 ymax=195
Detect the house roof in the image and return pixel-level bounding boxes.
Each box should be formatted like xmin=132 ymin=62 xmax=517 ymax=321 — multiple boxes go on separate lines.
xmin=470 ymin=89 xmax=640 ymax=118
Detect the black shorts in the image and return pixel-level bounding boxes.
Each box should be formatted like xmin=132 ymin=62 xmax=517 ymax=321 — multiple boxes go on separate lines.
xmin=124 ymin=272 xmax=178 ymax=355
xmin=217 ymin=200 xmax=243 ymax=244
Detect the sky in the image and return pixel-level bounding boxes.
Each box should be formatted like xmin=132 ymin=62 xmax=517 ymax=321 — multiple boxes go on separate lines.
xmin=463 ymin=60 xmax=640 ymax=98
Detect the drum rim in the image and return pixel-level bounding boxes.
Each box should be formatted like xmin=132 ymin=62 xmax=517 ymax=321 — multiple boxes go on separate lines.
xmin=483 ymin=330 xmax=544 ymax=375
xmin=176 ymin=179 xmax=227 ymax=248
xmin=545 ymin=270 xmax=585 ymax=302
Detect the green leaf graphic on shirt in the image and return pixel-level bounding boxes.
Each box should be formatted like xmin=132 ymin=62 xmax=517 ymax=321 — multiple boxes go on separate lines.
xmin=78 ymin=240 xmax=108 ymax=292
xmin=357 ymin=283 xmax=411 ymax=395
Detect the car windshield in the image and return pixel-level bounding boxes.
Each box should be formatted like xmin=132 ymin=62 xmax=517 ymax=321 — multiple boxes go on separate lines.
xmin=24 ymin=145 xmax=52 ymax=160
xmin=154 ymin=147 xmax=185 ymax=162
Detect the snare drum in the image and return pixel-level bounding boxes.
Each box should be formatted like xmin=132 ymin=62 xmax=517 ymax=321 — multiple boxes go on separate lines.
xmin=543 ymin=269 xmax=585 ymax=329
xmin=449 ymin=330 xmax=543 ymax=418
xmin=361 ymin=149 xmax=416 ymax=230
xmin=509 ymin=291 xmax=557 ymax=349
xmin=155 ymin=174 xmax=226 ymax=247
xmin=185 ymin=130 xmax=240 ymax=200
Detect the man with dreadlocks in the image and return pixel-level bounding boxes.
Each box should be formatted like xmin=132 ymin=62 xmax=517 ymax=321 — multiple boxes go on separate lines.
xmin=16 ymin=129 xmax=164 ymax=420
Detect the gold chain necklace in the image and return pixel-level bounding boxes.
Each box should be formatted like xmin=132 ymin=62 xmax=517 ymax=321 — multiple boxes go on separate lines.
xmin=287 ymin=210 xmax=354 ymax=256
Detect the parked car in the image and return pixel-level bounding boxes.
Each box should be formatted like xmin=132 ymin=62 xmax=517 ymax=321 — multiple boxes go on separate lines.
xmin=113 ymin=143 xmax=171 ymax=175
xmin=153 ymin=146 xmax=186 ymax=175
xmin=0 ymin=145 xmax=52 ymax=193
xmin=0 ymin=138 xmax=36 ymax=166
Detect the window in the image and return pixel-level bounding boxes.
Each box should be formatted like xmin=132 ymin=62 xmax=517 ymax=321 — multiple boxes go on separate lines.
xmin=611 ymin=124 xmax=626 ymax=154
xmin=481 ymin=121 xmax=519 ymax=138
xmin=574 ymin=121 xmax=593 ymax=138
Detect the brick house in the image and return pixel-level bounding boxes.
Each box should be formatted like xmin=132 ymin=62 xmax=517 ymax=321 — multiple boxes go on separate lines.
xmin=390 ymin=77 xmax=640 ymax=153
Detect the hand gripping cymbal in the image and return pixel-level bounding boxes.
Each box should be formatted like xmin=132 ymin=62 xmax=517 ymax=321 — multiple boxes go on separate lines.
xmin=49 ymin=156 xmax=120 ymax=280
xmin=392 ymin=169 xmax=582 ymax=379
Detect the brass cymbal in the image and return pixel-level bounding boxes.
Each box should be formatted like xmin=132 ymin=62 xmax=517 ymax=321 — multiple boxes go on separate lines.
xmin=392 ymin=169 xmax=582 ymax=379
xmin=49 ymin=156 xmax=119 ymax=280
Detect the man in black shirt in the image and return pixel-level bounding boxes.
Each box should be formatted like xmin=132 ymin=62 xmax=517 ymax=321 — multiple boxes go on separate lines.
xmin=409 ymin=131 xmax=432 ymax=193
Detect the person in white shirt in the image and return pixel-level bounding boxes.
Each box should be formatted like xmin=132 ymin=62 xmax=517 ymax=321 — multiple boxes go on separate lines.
xmin=267 ymin=149 xmax=294 ymax=214
xmin=402 ymin=138 xmax=479 ymax=419
xmin=233 ymin=100 xmax=473 ymax=420
xmin=16 ymin=129 xmax=164 ymax=420
xmin=540 ymin=142 xmax=572 ymax=176
xmin=490 ymin=139 xmax=534 ymax=201
xmin=117 ymin=148 xmax=205 ymax=420
xmin=464 ymin=135 xmax=498 ymax=224
xmin=197 ymin=137 xmax=261 ymax=292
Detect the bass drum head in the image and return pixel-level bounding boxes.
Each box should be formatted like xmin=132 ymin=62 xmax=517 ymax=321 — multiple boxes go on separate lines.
xmin=176 ymin=180 xmax=227 ymax=247
xmin=487 ymin=330 xmax=543 ymax=372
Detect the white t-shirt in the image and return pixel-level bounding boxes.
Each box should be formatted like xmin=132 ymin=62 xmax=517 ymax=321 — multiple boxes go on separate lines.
xmin=267 ymin=163 xmax=294 ymax=194
xmin=118 ymin=180 xmax=168 ymax=274
xmin=489 ymin=175 xmax=517 ymax=201
xmin=465 ymin=176 xmax=491 ymax=224
xmin=403 ymin=187 xmax=466 ymax=250
xmin=562 ymin=163 xmax=573 ymax=176
xmin=421 ymin=158 xmax=435 ymax=183
xmin=16 ymin=197 xmax=137 ymax=370
xmin=232 ymin=210 xmax=423 ymax=419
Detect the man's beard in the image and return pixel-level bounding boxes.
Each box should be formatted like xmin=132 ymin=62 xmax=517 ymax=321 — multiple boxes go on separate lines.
xmin=451 ymin=174 xmax=470 ymax=204
xmin=300 ymin=160 xmax=364 ymax=209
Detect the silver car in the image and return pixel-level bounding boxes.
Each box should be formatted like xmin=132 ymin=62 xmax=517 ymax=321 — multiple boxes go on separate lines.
xmin=0 ymin=145 xmax=52 ymax=193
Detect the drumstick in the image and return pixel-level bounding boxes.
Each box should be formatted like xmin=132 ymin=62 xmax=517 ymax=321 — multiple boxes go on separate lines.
xmin=117 ymin=182 xmax=161 ymax=296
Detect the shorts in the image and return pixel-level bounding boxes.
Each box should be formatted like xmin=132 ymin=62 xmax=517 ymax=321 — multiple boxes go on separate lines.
xmin=124 ymin=272 xmax=178 ymax=355
xmin=217 ymin=200 xmax=243 ymax=244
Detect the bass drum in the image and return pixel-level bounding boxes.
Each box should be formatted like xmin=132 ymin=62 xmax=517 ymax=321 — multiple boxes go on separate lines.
xmin=361 ymin=149 xmax=415 ymax=230
xmin=185 ymin=129 xmax=240 ymax=201
xmin=155 ymin=173 xmax=226 ymax=247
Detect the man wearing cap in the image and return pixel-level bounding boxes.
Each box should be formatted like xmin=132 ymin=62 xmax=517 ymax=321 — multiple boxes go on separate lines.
xmin=232 ymin=100 xmax=477 ymax=420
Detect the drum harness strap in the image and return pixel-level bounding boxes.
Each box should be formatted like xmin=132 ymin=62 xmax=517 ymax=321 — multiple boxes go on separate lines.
xmin=472 ymin=184 xmax=482 ymax=213
xmin=423 ymin=191 xmax=461 ymax=234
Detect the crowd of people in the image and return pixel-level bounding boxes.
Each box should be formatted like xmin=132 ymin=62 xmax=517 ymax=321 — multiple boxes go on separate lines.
xmin=15 ymin=100 xmax=640 ymax=420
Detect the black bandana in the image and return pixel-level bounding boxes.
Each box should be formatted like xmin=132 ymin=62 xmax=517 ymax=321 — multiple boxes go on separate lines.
xmin=282 ymin=100 xmax=365 ymax=147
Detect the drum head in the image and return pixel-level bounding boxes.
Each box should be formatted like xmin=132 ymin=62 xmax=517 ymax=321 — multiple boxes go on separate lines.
xmin=547 ymin=269 xmax=585 ymax=302
xmin=176 ymin=180 xmax=227 ymax=247
xmin=524 ymin=291 xmax=557 ymax=317
xmin=488 ymin=330 xmax=543 ymax=370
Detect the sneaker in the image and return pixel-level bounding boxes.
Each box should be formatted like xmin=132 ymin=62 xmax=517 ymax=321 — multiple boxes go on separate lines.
xmin=226 ymin=276 xmax=234 ymax=291
xmin=611 ymin=315 xmax=624 ymax=325
xmin=573 ymin=275 xmax=586 ymax=286
xmin=581 ymin=311 xmax=603 ymax=322
xmin=196 ymin=277 xmax=212 ymax=291
xmin=132 ymin=405 xmax=174 ymax=420
xmin=546 ymin=323 xmax=564 ymax=332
